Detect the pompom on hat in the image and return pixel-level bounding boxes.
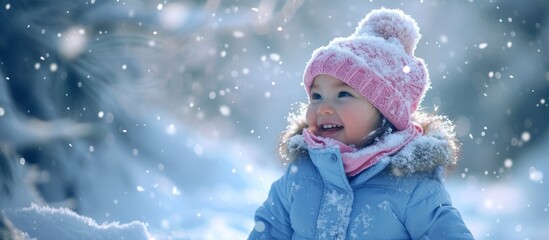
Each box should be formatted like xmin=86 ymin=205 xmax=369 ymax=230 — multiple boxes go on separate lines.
xmin=303 ymin=8 xmax=429 ymax=130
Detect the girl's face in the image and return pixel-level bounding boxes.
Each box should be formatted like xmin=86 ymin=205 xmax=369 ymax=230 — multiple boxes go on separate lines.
xmin=306 ymin=74 xmax=381 ymax=147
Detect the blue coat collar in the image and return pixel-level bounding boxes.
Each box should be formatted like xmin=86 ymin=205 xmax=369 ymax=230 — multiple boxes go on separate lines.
xmin=308 ymin=147 xmax=390 ymax=190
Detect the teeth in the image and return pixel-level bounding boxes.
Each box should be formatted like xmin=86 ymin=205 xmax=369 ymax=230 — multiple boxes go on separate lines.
xmin=322 ymin=124 xmax=340 ymax=129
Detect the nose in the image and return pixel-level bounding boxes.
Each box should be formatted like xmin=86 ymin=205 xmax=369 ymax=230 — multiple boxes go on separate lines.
xmin=317 ymin=101 xmax=334 ymax=115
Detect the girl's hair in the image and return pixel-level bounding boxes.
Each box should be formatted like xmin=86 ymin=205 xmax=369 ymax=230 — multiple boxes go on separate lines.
xmin=277 ymin=103 xmax=396 ymax=163
xmin=362 ymin=117 xmax=396 ymax=146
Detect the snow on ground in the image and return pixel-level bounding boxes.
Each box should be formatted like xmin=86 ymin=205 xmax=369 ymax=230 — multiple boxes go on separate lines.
xmin=4 ymin=204 xmax=150 ymax=240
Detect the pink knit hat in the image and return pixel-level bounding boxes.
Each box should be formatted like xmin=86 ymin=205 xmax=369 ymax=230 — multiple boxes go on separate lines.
xmin=303 ymin=8 xmax=429 ymax=130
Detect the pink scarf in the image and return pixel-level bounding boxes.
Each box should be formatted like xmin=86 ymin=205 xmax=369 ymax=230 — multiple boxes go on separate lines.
xmin=302 ymin=123 xmax=423 ymax=176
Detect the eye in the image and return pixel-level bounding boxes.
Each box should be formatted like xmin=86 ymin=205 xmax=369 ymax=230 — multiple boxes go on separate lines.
xmin=338 ymin=91 xmax=353 ymax=98
xmin=310 ymin=92 xmax=322 ymax=100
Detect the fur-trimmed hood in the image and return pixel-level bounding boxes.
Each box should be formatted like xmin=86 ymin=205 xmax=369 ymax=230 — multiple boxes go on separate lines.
xmin=388 ymin=112 xmax=460 ymax=175
xmin=280 ymin=111 xmax=460 ymax=176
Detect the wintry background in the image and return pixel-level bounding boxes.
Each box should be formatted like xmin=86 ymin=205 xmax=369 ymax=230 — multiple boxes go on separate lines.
xmin=0 ymin=0 xmax=547 ymax=239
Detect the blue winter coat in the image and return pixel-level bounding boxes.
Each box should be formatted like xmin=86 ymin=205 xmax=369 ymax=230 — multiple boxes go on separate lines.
xmin=249 ymin=116 xmax=474 ymax=239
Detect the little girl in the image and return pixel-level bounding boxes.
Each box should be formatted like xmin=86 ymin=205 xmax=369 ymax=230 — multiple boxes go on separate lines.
xmin=248 ymin=8 xmax=474 ymax=240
